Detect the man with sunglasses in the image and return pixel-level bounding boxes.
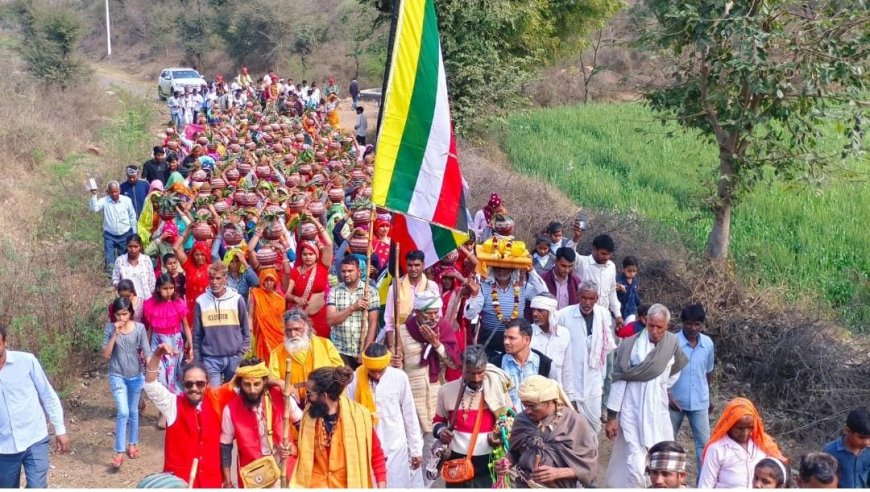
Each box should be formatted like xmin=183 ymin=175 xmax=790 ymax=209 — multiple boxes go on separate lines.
xmin=143 ymin=343 xmax=236 ymax=488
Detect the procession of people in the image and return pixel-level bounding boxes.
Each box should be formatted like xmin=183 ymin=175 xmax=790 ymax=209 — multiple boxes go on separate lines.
xmin=0 ymin=66 xmax=867 ymax=489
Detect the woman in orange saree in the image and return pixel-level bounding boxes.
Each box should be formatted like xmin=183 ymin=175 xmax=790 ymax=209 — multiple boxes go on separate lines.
xmin=248 ymin=268 xmax=286 ymax=361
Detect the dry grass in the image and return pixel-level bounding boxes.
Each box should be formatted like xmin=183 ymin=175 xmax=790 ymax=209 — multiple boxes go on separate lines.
xmin=0 ymin=52 xmax=158 ymax=390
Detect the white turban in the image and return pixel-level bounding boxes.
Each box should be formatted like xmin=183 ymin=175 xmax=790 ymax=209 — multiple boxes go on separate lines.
xmin=530 ymin=294 xmax=558 ymax=327
xmin=413 ymin=290 xmax=443 ymax=311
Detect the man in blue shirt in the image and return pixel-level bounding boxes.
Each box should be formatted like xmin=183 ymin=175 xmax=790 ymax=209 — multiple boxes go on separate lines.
xmin=823 ymin=408 xmax=870 ymax=488
xmin=0 ymin=325 xmax=71 ymax=487
xmin=668 ymin=303 xmax=715 ymax=470
xmin=89 ymin=180 xmax=137 ymax=273
xmin=120 ymin=165 xmax=150 ymax=217
xmin=492 ymin=318 xmax=553 ymax=410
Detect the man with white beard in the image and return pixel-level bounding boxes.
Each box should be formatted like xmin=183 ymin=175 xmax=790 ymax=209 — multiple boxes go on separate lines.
xmin=267 ymin=308 xmax=344 ymax=403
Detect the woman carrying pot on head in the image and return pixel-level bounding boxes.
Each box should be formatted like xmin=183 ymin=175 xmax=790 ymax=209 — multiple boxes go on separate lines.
xmin=172 ymin=226 xmax=212 ymax=326
xmin=248 ymin=268 xmax=286 ymax=362
xmin=284 ymin=226 xmax=333 ymax=339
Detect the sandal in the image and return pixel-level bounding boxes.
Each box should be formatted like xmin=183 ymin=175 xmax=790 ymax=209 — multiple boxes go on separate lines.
xmin=127 ymin=445 xmax=140 ymax=459
xmin=112 ymin=454 xmax=124 ymax=469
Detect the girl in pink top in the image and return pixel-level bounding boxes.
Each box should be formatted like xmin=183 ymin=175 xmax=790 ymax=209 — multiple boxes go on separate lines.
xmin=142 ymin=274 xmax=192 ymax=403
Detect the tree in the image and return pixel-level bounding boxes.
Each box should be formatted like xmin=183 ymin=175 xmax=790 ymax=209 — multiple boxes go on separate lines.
xmin=291 ymin=22 xmax=327 ymax=75
xmin=337 ymin=0 xmax=385 ymax=80
xmin=16 ymin=4 xmax=89 ymax=88
xmin=362 ymin=0 xmax=623 ymax=132
xmin=214 ymin=0 xmax=291 ymax=69
xmin=640 ymin=0 xmax=868 ymax=261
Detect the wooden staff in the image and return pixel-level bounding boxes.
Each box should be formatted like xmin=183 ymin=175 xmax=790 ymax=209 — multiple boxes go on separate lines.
xmin=280 ymin=357 xmax=295 ymax=488
xmin=392 ymin=241 xmax=401 ymax=358
xmin=188 ymin=458 xmax=199 ymax=489
xmin=361 ymin=204 xmax=375 ymax=352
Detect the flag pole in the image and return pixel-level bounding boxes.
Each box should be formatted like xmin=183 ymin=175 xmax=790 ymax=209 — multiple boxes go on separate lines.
xmin=391 ymin=241 xmax=401 ymax=356
xmin=361 ymin=204 xmax=376 ymax=353
xmin=375 ymin=0 xmax=401 ymax=137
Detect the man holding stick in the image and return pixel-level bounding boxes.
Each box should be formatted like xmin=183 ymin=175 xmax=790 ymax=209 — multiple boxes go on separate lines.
xmin=326 ymin=256 xmax=380 ymax=369
xmin=219 ymin=357 xmax=301 ymax=488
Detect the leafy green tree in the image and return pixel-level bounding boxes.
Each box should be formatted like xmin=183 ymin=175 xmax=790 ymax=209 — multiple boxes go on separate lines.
xmin=640 ymin=0 xmax=868 ymax=261
xmin=214 ymin=0 xmax=291 ymax=68
xmin=363 ymin=0 xmax=622 ymax=132
xmin=16 ymin=4 xmax=89 ymax=88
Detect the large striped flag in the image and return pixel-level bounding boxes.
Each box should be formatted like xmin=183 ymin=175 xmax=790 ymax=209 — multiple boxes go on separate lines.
xmin=372 ymin=0 xmax=468 ymax=232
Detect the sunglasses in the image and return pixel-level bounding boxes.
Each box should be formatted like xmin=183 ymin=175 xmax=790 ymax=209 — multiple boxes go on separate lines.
xmin=183 ymin=380 xmax=207 ymax=390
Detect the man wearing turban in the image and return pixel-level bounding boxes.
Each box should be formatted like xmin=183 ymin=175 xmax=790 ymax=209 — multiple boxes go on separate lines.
xmin=495 ymin=375 xmax=598 ymax=488
xmin=529 ymin=294 xmax=576 ymax=405
xmin=219 ymin=357 xmax=301 ymax=488
xmin=394 ymin=289 xmax=462 ymax=485
xmin=347 ymin=344 xmax=424 ymax=488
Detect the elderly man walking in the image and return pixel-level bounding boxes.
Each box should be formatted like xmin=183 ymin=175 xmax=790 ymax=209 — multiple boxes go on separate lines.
xmin=393 ymin=290 xmax=461 ymax=485
xmin=90 ymin=180 xmax=137 ymax=273
xmin=557 ymin=281 xmax=615 ymax=432
xmin=603 ymin=304 xmax=688 ymax=488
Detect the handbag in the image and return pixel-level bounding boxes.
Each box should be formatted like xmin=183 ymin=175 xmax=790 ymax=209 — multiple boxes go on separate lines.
xmin=239 ymin=393 xmax=281 ymax=489
xmin=425 ymin=381 xmax=467 ymax=481
xmin=441 ymin=396 xmax=485 ymax=484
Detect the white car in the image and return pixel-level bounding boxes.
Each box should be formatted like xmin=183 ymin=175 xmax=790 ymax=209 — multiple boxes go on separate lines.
xmin=157 ymin=68 xmax=208 ymax=100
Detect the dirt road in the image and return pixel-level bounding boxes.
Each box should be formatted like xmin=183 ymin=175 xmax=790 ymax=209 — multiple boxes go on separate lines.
xmin=45 ymin=64 xmax=700 ymax=488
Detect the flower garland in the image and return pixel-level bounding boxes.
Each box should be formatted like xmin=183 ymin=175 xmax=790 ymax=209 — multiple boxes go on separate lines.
xmin=492 ymin=281 xmax=521 ymax=321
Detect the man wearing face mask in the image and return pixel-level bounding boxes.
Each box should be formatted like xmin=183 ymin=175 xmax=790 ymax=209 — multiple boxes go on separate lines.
xmin=143 ymin=343 xmax=236 ymax=488
xmin=219 ymin=358 xmax=302 ymax=488
xmin=347 ymin=343 xmax=424 ymax=488
xmin=291 ymin=366 xmax=387 ymax=488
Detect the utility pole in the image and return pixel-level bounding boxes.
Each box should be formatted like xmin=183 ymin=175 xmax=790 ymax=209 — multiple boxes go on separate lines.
xmin=105 ymin=0 xmax=112 ymax=56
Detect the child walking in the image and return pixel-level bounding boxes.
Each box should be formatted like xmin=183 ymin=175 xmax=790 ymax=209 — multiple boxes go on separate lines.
xmin=101 ymin=297 xmax=152 ymax=468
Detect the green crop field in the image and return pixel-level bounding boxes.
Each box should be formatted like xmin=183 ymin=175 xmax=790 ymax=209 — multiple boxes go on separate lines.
xmin=499 ymin=103 xmax=869 ymax=331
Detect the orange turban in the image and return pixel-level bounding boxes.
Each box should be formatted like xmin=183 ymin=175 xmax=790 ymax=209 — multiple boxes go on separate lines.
xmin=703 ymin=397 xmax=786 ymax=462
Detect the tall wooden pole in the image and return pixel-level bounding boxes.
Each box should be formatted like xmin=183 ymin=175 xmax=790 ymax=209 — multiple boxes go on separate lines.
xmin=280 ymin=359 xmax=294 ymax=487
xmin=392 ymin=242 xmax=401 ymax=355
xmin=360 ymin=204 xmax=376 ymax=352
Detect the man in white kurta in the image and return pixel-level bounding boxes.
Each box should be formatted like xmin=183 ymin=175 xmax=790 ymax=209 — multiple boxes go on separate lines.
xmin=347 ymin=344 xmax=424 ymax=488
xmin=603 ymin=304 xmax=688 ymax=488
xmin=557 ymin=281 xmax=615 ymax=433
xmin=529 ymin=294 xmax=576 ymax=401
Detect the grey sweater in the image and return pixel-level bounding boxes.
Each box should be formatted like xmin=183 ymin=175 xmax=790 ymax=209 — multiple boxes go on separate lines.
xmin=102 ymin=322 xmax=151 ymax=378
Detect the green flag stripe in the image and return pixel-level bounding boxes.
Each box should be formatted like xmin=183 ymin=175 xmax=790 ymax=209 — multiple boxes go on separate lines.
xmin=385 ymin=0 xmax=440 ymax=210
xmin=432 ymin=224 xmax=460 ymax=257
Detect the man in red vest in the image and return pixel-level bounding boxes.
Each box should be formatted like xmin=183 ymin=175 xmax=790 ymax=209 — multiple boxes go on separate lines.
xmin=219 ymin=357 xmax=301 ymax=488
xmin=144 ymin=343 xmax=235 ymax=488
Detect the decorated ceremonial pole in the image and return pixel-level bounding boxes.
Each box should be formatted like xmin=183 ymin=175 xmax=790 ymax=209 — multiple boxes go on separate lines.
xmin=280 ymin=358 xmax=294 ymax=487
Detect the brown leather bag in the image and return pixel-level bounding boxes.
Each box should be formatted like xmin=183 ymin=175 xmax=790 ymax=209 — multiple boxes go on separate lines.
xmin=441 ymin=397 xmax=485 ymax=484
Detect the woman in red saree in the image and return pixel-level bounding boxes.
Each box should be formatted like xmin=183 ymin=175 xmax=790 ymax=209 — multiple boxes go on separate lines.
xmin=173 ymin=228 xmax=212 ymax=326
xmin=248 ymin=268 xmax=286 ymax=362
xmin=286 ymin=223 xmax=334 ymax=338
xmin=372 ymin=218 xmax=391 ymax=273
